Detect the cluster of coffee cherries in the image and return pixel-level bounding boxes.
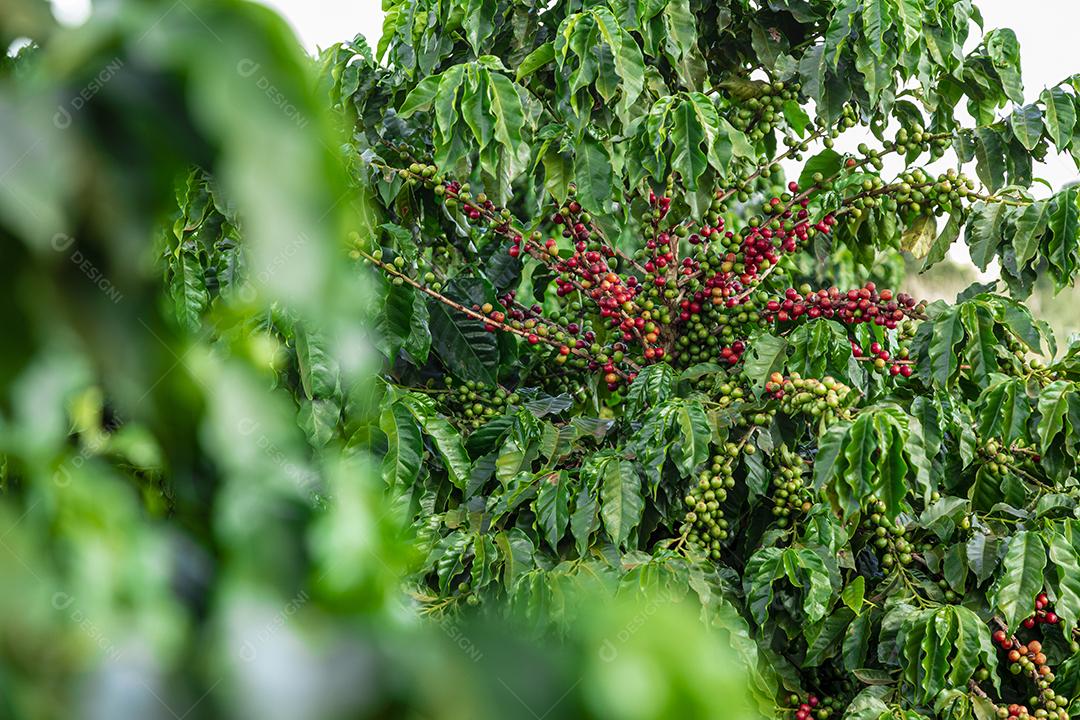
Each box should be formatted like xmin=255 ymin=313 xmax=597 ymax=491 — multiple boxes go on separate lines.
xmin=1003 ymin=336 xmax=1061 ymax=382
xmin=440 ymin=377 xmax=519 ymax=432
xmin=989 ymin=629 xmax=1074 ymax=720
xmin=836 ymin=174 xmax=888 ymax=226
xmin=994 ymin=701 xmax=1069 ymax=720
xmin=787 ymin=694 xmax=825 ymax=720
xmin=475 ymin=295 xmax=562 ymax=347
xmin=770 ymin=444 xmax=813 ymax=528
xmin=454 ymin=580 xmax=481 ymax=607
xmin=978 ymin=439 xmax=1025 ymax=480
xmin=766 ymin=372 xmax=854 ymax=423
xmin=860 ymin=497 xmax=914 ymax=568
xmin=683 ymin=448 xmax=742 ymax=559
xmin=822 ymin=105 xmax=860 ymax=143
xmin=932 ymin=577 xmax=963 ymax=603
xmin=851 ymin=339 xmax=914 ymax=377
xmin=884 ymin=125 xmax=953 ymax=159
xmin=888 ymin=168 xmax=977 ymax=217
xmin=702 ymin=376 xmax=748 ymax=407
xmin=1023 ymin=593 xmax=1061 ymax=629
xmin=1001 ymin=637 xmax=1055 ymax=678
xmin=765 ymin=282 xmax=923 ymax=330
xmin=726 ymin=80 xmax=802 ymax=142
xmin=788 ymin=692 xmax=853 ymax=720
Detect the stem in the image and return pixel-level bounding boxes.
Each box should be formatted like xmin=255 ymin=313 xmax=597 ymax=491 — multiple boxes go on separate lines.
xmin=359 ymin=249 xmax=636 ymax=377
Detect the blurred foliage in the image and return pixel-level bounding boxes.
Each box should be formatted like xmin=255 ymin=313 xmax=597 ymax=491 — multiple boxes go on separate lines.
xmin=0 ymin=1 xmax=760 ymax=718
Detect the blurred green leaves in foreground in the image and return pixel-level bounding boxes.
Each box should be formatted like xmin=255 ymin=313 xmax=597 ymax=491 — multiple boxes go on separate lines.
xmin=0 ymin=1 xmax=759 ymax=717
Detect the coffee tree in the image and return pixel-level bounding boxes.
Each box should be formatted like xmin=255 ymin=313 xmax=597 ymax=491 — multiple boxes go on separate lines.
xmin=171 ymin=1 xmax=1080 ymax=718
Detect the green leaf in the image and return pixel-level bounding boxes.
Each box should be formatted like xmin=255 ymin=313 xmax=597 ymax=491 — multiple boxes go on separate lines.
xmin=671 ymin=98 xmax=708 ymax=190
xmin=1048 ymin=525 xmax=1080 ymax=634
xmin=398 ymin=72 xmax=443 ymax=118
xmin=403 ymin=291 xmax=431 ymax=365
xmin=1042 ymin=87 xmax=1077 ymax=150
xmin=625 ymin=363 xmax=676 ymax=413
xmin=797 ymin=548 xmax=835 ymax=624
xmin=463 ymin=0 xmax=497 ymax=55
xmin=875 ymin=422 xmax=909 ymax=520
xmin=901 ymin=213 xmax=937 ymax=257
xmin=944 ymin=543 xmax=969 ymax=593
xmin=986 ymin=29 xmax=1024 ymax=104
xmin=813 ymin=421 xmax=849 ymax=492
xmin=978 ymin=379 xmax=1031 ymax=443
xmin=953 ymin=605 xmax=1000 ymax=692
xmin=1048 ymin=187 xmax=1079 ymax=287
xmin=570 ymin=485 xmax=600 ymax=556
xmin=402 ymin=394 xmax=472 ymax=490
xmin=171 ymin=251 xmax=209 ymax=331
xmin=1037 ymin=380 xmax=1072 ymax=454
xmin=973 ymin=128 xmax=1007 ymax=192
xmin=744 ymin=333 xmax=789 ymax=391
xmin=295 ymin=326 xmax=338 ymax=400
xmin=804 ymin=609 xmax=855 ymax=667
xmin=298 ymin=398 xmax=339 ymax=447
xmin=600 ymin=458 xmax=644 ymax=547
xmin=860 ymin=0 xmax=890 ymax=57
xmin=592 ymin=8 xmax=646 ymax=122
xmin=1011 ymin=104 xmax=1044 ymax=151
xmin=535 ymin=471 xmax=570 ymax=551
xmin=842 ymin=575 xmax=866 ymax=614
xmin=703 ymin=596 xmax=779 ymax=715
xmin=495 ymin=438 xmax=532 ymax=485
xmin=672 ymin=400 xmax=710 ymax=476
xmin=574 ymin=136 xmax=612 ymax=214
xmin=893 ymin=0 xmax=923 ymax=49
xmin=798 ymin=149 xmax=843 ymax=191
xmin=967 ymin=202 xmax=1007 ymax=272
xmin=928 ymin=306 xmax=964 ymax=386
xmin=1013 ymin=200 xmax=1051 ymax=268
xmin=516 ymin=42 xmax=555 ymax=81
xmin=967 ymin=533 xmax=1002 ymax=584
xmin=745 ymin=547 xmax=784 ymax=624
xmin=495 ymin=528 xmax=535 ymax=587
xmin=380 ymin=402 xmax=422 ymax=487
xmin=960 ymin=303 xmax=997 ymax=387
xmin=921 ymin=213 xmax=961 ymax=271
xmin=799 ymin=43 xmax=849 ymax=125
xmin=991 ymin=531 xmax=1047 ymax=631
xmin=384 ymin=282 xmax=415 ymax=354
xmin=839 ymin=414 xmax=878 ymax=516
xmin=428 ymin=299 xmax=499 ymax=385
xmin=920 ymin=608 xmax=956 ymax=702
xmin=844 ymin=613 xmax=873 ymax=671
xmin=783 ymin=100 xmax=811 ymax=136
